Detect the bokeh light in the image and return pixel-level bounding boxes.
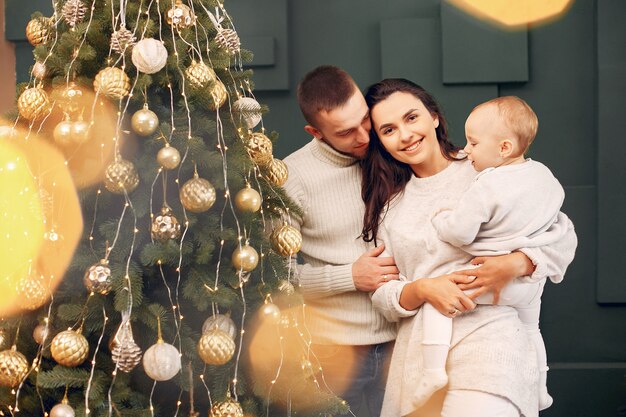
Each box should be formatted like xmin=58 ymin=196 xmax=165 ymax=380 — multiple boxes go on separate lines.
xmin=447 ymin=0 xmax=574 ymax=27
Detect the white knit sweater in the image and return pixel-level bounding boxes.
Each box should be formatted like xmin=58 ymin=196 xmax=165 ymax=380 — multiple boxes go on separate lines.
xmin=372 ymin=159 xmax=577 ymax=417
xmin=283 ymin=139 xmax=397 ymax=345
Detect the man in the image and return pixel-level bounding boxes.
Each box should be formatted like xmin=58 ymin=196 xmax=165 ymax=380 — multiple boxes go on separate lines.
xmin=283 ymin=65 xmax=400 ymax=416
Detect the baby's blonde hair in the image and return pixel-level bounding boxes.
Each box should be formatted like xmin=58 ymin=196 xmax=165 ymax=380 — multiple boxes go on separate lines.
xmin=475 ymin=96 xmax=538 ymax=156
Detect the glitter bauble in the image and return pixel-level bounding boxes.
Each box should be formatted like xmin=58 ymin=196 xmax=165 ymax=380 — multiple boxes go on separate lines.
xmin=58 ymin=82 xmax=84 ymax=115
xmin=18 ymin=87 xmax=50 ymax=121
xmin=270 ymin=224 xmax=302 ymax=257
xmin=33 ymin=324 xmax=49 ymax=344
xmin=31 ymin=62 xmax=47 ymax=79
xmin=259 ymin=302 xmax=281 ymax=324
xmin=83 ymin=259 xmax=112 ymax=295
xmin=61 ymin=0 xmax=87 ymax=28
xmin=104 ymin=158 xmax=139 ymax=194
xmin=142 ymin=341 xmax=181 ymax=381
xmin=202 ymin=314 xmax=237 ymax=340
xmin=50 ymin=329 xmax=89 ymax=367
xmin=53 ymin=120 xmax=74 ymax=147
xmin=71 ymin=119 xmax=91 ymax=144
xmin=233 ymin=97 xmax=262 ymax=129
xmin=208 ymin=80 xmax=228 ymax=110
xmin=17 ymin=272 xmax=49 ymax=310
xmin=131 ymin=105 xmax=159 ymax=136
xmin=110 ymin=26 xmax=136 ymax=53
xmin=94 ymin=67 xmax=130 ymax=100
xmin=156 ymin=145 xmax=181 ymax=170
xmin=50 ymin=402 xmax=75 ymax=417
xmin=214 ymin=28 xmax=241 ymax=55
xmin=245 ymin=132 xmax=273 ymax=167
xmin=277 ymin=279 xmax=296 ymax=296
xmin=132 ymin=38 xmax=168 ymax=74
xmin=26 ymin=17 xmax=53 ymax=46
xmin=209 ymin=397 xmax=244 ymax=417
xmin=166 ymin=0 xmax=196 ymax=29
xmin=0 ymin=347 xmax=29 ymax=387
xmin=180 ymin=175 xmax=216 ymax=213
xmin=197 ymin=329 xmax=235 ymax=365
xmin=234 ymin=186 xmax=261 ymax=213
xmin=231 ymin=244 xmax=258 ymax=272
xmin=111 ymin=322 xmax=142 ymax=373
xmin=185 ymin=60 xmax=216 ymax=89
xmin=151 ymin=206 xmax=181 ymax=242
xmin=264 ymin=158 xmax=288 ymax=187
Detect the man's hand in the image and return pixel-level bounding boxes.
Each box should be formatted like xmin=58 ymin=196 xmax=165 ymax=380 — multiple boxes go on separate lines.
xmin=352 ymin=244 xmax=400 ymax=292
xmin=454 ymin=252 xmax=534 ymax=304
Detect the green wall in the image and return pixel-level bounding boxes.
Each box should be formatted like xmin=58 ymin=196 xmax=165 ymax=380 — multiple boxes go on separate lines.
xmin=6 ymin=0 xmax=626 ymax=415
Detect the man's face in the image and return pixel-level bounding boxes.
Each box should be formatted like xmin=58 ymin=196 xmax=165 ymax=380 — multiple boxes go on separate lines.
xmin=305 ymin=89 xmax=371 ymax=159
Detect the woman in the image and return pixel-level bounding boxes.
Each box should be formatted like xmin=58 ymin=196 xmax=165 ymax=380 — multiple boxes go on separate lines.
xmin=361 ymin=79 xmax=577 ymax=417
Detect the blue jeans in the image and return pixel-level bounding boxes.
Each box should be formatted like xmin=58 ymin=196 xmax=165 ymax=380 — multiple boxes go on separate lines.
xmin=311 ymin=342 xmax=394 ymax=417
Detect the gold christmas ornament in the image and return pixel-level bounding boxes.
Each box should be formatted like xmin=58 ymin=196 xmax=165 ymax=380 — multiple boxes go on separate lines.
xmin=33 ymin=324 xmax=50 ymax=344
xmin=110 ymin=26 xmax=136 ymax=53
xmin=58 ymin=82 xmax=84 ymax=115
xmin=50 ymin=329 xmax=89 ymax=367
xmin=197 ymin=328 xmax=236 ymax=365
xmin=277 ymin=279 xmax=296 ymax=296
xmin=18 ymin=87 xmax=50 ymax=121
xmin=0 ymin=329 xmax=8 ymax=351
xmin=104 ymin=158 xmax=139 ymax=194
xmin=208 ymin=80 xmax=228 ymax=110
xmin=202 ymin=314 xmax=237 ymax=340
xmin=215 ymin=28 xmax=241 ymax=55
xmin=234 ymin=185 xmax=261 ymax=213
xmin=156 ymin=144 xmax=181 ymax=170
xmin=50 ymin=401 xmax=75 ymax=417
xmin=231 ymin=244 xmax=259 ymax=272
xmin=233 ymin=97 xmax=262 ymax=129
xmin=166 ymin=0 xmax=196 ymax=29
xmin=131 ymin=104 xmax=159 ymax=136
xmin=260 ymin=302 xmax=281 ymax=324
xmin=0 ymin=347 xmax=29 ymax=388
xmin=151 ymin=206 xmax=181 ymax=242
xmin=185 ymin=60 xmax=217 ymax=89
xmin=132 ymin=38 xmax=168 ymax=74
xmin=61 ymin=0 xmax=87 ymax=28
xmin=71 ymin=119 xmax=91 ymax=144
xmin=264 ymin=158 xmax=288 ymax=187
xmin=142 ymin=340 xmax=181 ymax=381
xmin=111 ymin=322 xmax=142 ymax=373
xmin=17 ymin=271 xmax=49 ymax=310
xmin=245 ymin=132 xmax=273 ymax=167
xmin=53 ymin=120 xmax=75 ymax=147
xmin=270 ymin=223 xmax=302 ymax=257
xmin=94 ymin=67 xmax=130 ymax=100
xmin=31 ymin=61 xmax=47 ymax=79
xmin=209 ymin=397 xmax=244 ymax=417
xmin=180 ymin=174 xmax=216 ymax=213
xmin=84 ymin=259 xmax=112 ymax=295
xmin=25 ymin=17 xmax=53 ymax=46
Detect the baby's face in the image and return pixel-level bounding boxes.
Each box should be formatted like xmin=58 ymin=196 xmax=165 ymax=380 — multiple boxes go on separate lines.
xmin=463 ymin=105 xmax=508 ymax=171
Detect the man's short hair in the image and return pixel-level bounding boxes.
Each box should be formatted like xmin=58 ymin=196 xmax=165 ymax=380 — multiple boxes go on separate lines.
xmin=476 ymin=96 xmax=539 ymax=155
xmin=297 ymin=65 xmax=358 ymax=127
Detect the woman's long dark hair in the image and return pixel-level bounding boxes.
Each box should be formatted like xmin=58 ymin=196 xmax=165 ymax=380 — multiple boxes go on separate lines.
xmin=361 ymin=79 xmax=463 ymax=243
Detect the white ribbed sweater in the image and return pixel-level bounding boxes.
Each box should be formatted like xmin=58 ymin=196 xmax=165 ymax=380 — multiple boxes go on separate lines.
xmin=283 ymin=139 xmax=397 ymax=345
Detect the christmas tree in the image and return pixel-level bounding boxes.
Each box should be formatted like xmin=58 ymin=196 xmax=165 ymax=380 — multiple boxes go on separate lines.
xmin=0 ymin=0 xmax=346 ymax=415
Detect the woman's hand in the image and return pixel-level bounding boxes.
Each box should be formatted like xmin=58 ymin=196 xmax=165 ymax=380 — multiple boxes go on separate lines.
xmin=454 ymin=252 xmax=535 ymax=304
xmin=399 ymin=274 xmax=476 ymax=316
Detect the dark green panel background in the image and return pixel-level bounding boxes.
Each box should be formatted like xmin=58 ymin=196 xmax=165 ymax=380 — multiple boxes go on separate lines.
xmin=5 ymin=0 xmax=626 ymax=415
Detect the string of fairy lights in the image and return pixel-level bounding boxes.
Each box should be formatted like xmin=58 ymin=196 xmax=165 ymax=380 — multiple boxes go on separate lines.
xmin=0 ymin=0 xmax=352 ymax=415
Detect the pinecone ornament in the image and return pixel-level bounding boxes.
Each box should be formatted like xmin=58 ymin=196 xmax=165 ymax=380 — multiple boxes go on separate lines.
xmin=17 ymin=87 xmax=50 ymax=121
xmin=0 ymin=347 xmax=29 ymax=387
xmin=264 ymin=158 xmax=288 ymax=187
xmin=180 ymin=174 xmax=216 ymax=213
xmin=26 ymin=16 xmax=53 ymax=46
xmin=110 ymin=26 xmax=136 ymax=53
xmin=185 ymin=60 xmax=217 ymax=89
xmin=215 ymin=28 xmax=240 ymax=55
xmin=62 ymin=0 xmax=87 ymax=28
xmin=197 ymin=328 xmax=235 ymax=365
xmin=111 ymin=322 xmax=142 ymax=373
xmin=104 ymin=158 xmax=139 ymax=194
xmin=151 ymin=206 xmax=181 ymax=242
xmin=83 ymin=259 xmax=112 ymax=295
xmin=209 ymin=396 xmax=243 ymax=417
xmin=270 ymin=223 xmax=302 ymax=257
xmin=245 ymin=132 xmax=273 ymax=167
xmin=94 ymin=67 xmax=131 ymax=100
xmin=51 ymin=329 xmax=89 ymax=367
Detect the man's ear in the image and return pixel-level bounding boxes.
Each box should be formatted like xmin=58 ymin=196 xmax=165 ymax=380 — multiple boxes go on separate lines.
xmin=304 ymin=125 xmax=322 ymax=139
xmin=499 ymin=139 xmax=514 ymax=158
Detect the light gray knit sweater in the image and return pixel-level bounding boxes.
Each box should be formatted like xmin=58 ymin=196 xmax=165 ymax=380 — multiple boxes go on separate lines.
xmin=372 ymin=159 xmax=577 ymax=417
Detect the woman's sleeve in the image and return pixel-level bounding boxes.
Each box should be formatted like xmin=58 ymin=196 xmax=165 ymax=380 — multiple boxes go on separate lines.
xmin=517 ymin=212 xmax=578 ymax=284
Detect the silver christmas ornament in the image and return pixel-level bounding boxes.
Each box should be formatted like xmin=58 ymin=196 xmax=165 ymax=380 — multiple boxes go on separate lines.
xmin=131 ymin=104 xmax=159 ymax=136
xmin=31 ymin=62 xmax=47 ymax=79
xmin=50 ymin=402 xmax=75 ymax=417
xmin=33 ymin=323 xmax=50 ymax=344
xmin=156 ymin=144 xmax=181 ymax=170
xmin=83 ymin=259 xmax=112 ymax=295
xmin=142 ymin=340 xmax=181 ymax=381
xmin=151 ymin=206 xmax=181 ymax=242
xmin=202 ymin=314 xmax=237 ymax=340
xmin=233 ymin=97 xmax=262 ymax=129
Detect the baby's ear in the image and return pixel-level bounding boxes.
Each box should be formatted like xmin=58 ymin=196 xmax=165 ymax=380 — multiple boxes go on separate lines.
xmin=499 ymin=139 xmax=515 ymax=157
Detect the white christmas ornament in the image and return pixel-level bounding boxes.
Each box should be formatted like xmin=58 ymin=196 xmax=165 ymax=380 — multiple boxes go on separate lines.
xmin=132 ymin=39 xmax=168 ymax=74
xmin=142 ymin=340 xmax=181 ymax=381
xmin=233 ymin=97 xmax=262 ymax=129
